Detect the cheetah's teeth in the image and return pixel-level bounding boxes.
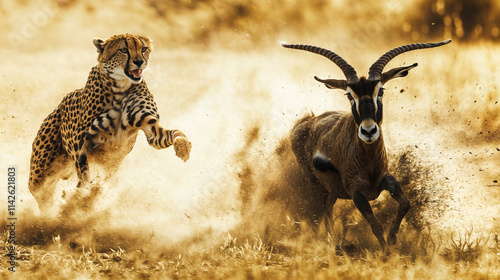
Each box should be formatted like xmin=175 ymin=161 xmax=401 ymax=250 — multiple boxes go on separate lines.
xmin=130 ymin=69 xmax=143 ymax=78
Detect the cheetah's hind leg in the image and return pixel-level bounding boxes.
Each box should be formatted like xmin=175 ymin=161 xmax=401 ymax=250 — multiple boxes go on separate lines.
xmin=28 ymin=108 xmax=74 ymax=215
xmin=29 ymin=147 xmax=73 ymax=215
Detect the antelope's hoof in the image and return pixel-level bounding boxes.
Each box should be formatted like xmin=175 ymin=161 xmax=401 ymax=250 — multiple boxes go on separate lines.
xmin=174 ymin=137 xmax=191 ymax=162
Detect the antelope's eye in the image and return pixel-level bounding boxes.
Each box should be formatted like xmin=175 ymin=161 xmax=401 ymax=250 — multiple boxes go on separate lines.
xmin=142 ymin=47 xmax=148 ymax=53
xmin=345 ymin=93 xmax=354 ymax=101
xmin=378 ymin=88 xmax=385 ymax=97
xmin=119 ymin=48 xmax=128 ymax=53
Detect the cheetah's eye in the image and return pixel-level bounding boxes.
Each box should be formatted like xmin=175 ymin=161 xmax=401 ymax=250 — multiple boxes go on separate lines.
xmin=142 ymin=47 xmax=148 ymax=53
xmin=119 ymin=48 xmax=128 ymax=54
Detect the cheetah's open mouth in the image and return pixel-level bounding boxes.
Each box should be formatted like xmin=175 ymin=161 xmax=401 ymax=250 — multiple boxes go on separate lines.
xmin=128 ymin=69 xmax=143 ymax=79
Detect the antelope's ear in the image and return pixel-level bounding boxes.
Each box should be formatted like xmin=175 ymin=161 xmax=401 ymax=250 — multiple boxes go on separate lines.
xmin=381 ymin=63 xmax=418 ymax=84
xmin=93 ymin=38 xmax=105 ymax=54
xmin=314 ymin=76 xmax=347 ymax=90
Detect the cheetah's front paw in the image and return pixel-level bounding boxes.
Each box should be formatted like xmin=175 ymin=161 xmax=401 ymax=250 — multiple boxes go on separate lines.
xmin=173 ymin=137 xmax=191 ymax=162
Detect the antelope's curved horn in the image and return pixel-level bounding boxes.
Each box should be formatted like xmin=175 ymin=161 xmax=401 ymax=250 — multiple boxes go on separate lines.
xmin=282 ymin=43 xmax=359 ymax=84
xmin=368 ymin=39 xmax=451 ymax=81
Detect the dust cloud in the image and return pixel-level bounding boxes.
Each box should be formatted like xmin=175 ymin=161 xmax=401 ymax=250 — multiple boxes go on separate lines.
xmin=0 ymin=0 xmax=499 ymax=255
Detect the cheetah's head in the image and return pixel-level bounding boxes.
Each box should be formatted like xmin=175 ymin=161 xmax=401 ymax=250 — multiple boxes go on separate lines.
xmin=93 ymin=34 xmax=152 ymax=88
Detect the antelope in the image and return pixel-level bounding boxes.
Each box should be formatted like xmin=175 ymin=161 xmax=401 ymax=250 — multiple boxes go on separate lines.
xmin=282 ymin=40 xmax=451 ymax=250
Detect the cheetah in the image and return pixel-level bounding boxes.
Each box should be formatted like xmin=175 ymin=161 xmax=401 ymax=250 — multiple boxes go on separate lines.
xmin=29 ymin=34 xmax=192 ymax=213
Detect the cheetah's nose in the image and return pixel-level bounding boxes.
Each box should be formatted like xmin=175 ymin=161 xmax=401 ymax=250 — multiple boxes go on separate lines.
xmin=133 ymin=60 xmax=144 ymax=67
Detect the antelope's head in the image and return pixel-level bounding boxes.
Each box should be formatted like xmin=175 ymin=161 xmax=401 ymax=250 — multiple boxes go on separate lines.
xmin=282 ymin=40 xmax=451 ymax=144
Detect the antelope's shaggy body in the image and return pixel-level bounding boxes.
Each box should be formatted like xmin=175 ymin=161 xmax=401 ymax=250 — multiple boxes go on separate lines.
xmin=283 ymin=40 xmax=451 ymax=250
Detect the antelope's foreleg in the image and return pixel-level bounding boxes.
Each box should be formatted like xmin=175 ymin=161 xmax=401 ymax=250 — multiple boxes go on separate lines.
xmin=379 ymin=174 xmax=410 ymax=246
xmin=352 ymin=191 xmax=388 ymax=250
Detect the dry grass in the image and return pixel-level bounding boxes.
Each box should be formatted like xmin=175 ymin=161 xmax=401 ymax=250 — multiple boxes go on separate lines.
xmin=2 ymin=229 xmax=500 ymax=279
xmin=1 ymin=0 xmax=500 ymax=279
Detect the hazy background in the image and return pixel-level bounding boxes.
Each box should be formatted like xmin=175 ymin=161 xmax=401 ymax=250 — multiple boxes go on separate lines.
xmin=0 ymin=0 xmax=499 ymax=253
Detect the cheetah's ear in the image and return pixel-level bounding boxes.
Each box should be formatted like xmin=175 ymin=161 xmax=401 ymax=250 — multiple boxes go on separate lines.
xmin=93 ymin=38 xmax=105 ymax=54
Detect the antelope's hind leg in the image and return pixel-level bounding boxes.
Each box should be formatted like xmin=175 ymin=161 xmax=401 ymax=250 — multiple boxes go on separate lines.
xmin=379 ymin=174 xmax=410 ymax=246
xmin=324 ymin=193 xmax=337 ymax=234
